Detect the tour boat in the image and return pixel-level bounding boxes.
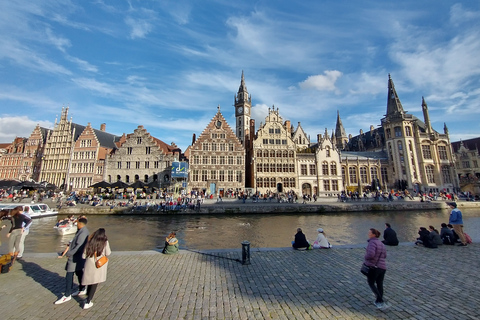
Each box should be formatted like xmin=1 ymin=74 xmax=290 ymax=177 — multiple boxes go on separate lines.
xmin=54 ymin=222 xmax=77 ymax=236
xmin=0 ymin=203 xmax=58 ymax=218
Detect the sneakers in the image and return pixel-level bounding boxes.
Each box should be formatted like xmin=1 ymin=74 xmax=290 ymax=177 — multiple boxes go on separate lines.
xmin=374 ymin=302 xmax=385 ymax=309
xmin=54 ymin=295 xmax=71 ymax=304
xmin=72 ymin=289 xmax=87 ymax=297
xmin=83 ymin=301 xmax=93 ymax=309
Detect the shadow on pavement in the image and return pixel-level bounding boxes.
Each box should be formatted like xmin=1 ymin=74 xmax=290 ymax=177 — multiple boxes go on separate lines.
xmin=17 ymin=259 xmax=65 ymax=298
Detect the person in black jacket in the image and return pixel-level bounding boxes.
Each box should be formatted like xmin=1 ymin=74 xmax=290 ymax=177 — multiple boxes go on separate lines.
xmin=415 ymin=227 xmax=437 ymax=248
xmin=440 ymin=223 xmax=455 ymax=245
xmin=292 ymin=228 xmax=310 ymax=250
xmin=382 ymin=223 xmax=399 ymax=246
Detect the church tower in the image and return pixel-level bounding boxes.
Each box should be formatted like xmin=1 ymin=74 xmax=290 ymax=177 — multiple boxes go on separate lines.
xmin=235 ymin=71 xmax=252 ymax=146
xmin=334 ymin=110 xmax=348 ymax=150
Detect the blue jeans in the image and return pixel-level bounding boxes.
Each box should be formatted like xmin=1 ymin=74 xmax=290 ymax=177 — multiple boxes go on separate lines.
xmin=65 ymin=270 xmax=85 ymax=296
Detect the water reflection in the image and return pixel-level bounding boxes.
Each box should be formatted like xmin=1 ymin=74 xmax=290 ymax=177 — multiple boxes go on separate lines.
xmin=1 ymin=208 xmax=479 ymax=253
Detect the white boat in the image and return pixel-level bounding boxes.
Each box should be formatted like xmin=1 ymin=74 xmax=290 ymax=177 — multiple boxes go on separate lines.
xmin=54 ymin=223 xmax=77 ymax=235
xmin=0 ymin=203 xmax=58 ymax=218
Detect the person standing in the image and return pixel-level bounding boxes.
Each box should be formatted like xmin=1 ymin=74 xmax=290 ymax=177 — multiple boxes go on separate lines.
xmin=6 ymin=206 xmax=32 ymax=263
xmin=382 ymin=223 xmax=399 ymax=246
xmin=448 ymin=202 xmax=467 ymax=246
xmin=364 ymin=228 xmax=388 ymax=309
xmin=55 ymin=217 xmax=89 ymax=304
xmin=81 ymin=228 xmax=111 ymax=309
xmin=16 ymin=208 xmax=32 ymax=259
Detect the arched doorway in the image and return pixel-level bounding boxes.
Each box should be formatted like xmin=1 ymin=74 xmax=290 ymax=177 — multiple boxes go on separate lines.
xmin=277 ymin=183 xmax=283 ymax=193
xmin=302 ymin=183 xmax=312 ymax=196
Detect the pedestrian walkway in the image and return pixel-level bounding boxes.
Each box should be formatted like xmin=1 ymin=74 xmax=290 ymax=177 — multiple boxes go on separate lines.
xmin=1 ymin=244 xmax=478 ymax=319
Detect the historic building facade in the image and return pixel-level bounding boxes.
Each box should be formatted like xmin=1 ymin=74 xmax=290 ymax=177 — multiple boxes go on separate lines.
xmin=451 ymin=139 xmax=480 ymax=195
xmin=0 ymin=137 xmax=27 ymax=181
xmin=338 ymin=75 xmax=458 ymax=193
xmin=188 ymin=107 xmax=245 ymax=196
xmin=106 ymin=125 xmax=180 ymax=188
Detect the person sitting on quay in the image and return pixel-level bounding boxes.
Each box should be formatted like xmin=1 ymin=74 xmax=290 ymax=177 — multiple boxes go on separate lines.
xmin=447 ymin=224 xmax=460 ymax=243
xmin=312 ymin=228 xmax=331 ymax=249
xmin=428 ymin=226 xmax=443 ymax=246
xmin=382 ymin=223 xmax=399 ymax=246
xmin=440 ymin=223 xmax=455 ymax=245
xmin=292 ymin=228 xmax=311 ymax=250
xmin=415 ymin=227 xmax=437 ymax=248
xmin=162 ymin=231 xmax=179 ymax=254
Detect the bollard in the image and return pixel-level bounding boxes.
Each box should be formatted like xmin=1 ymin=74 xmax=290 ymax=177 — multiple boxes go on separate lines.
xmin=241 ymin=240 xmax=251 ymax=265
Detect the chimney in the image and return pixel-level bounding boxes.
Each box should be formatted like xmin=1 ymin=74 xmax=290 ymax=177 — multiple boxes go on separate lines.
xmin=285 ymin=120 xmax=291 ymax=133
xmin=100 ymin=123 xmax=106 ymax=132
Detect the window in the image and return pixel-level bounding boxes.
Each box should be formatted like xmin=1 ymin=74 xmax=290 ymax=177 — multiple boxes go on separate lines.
xmin=397 ymin=141 xmax=403 ymax=151
xmin=360 ymin=167 xmax=368 ymax=183
xmin=236 ymin=156 xmax=242 ymax=165
xmin=146 ymin=147 xmax=151 ymax=154
xmin=349 ymin=167 xmax=357 ymax=184
xmin=405 ymin=126 xmax=412 ymax=136
xmin=201 ymin=170 xmax=208 ymax=181
xmin=145 ymin=161 xmax=149 ymax=169
xmin=257 ymin=150 xmax=263 ymax=158
xmin=330 ymin=162 xmax=337 ymax=175
xmin=442 ymin=166 xmax=452 ymax=184
xmin=257 ymin=163 xmax=263 ymax=173
xmin=322 ymin=162 xmax=329 ymax=175
xmin=227 ymin=170 xmax=234 ymax=182
xmin=290 ymin=177 xmax=296 ymax=188
xmin=137 ymin=137 xmax=142 ymax=144
xmin=422 ymin=145 xmax=432 ymax=159
xmin=220 ymin=156 xmax=225 ymax=165
xmin=269 ymin=139 xmax=274 ymax=145
xmin=270 ymin=163 xmax=276 ymax=173
xmin=192 ymin=170 xmax=199 ymax=181
xmin=211 ymin=156 xmax=217 ymax=165
xmin=220 ymin=144 xmax=226 ymax=151
xmin=229 ymin=143 xmax=234 ymax=152
xmin=126 ymin=162 xmax=131 ymax=169
xmin=426 ymin=166 xmax=435 ymax=183
xmin=381 ymin=167 xmax=388 ymax=183
xmin=309 ymin=164 xmax=316 ymax=175
xmin=386 ymin=128 xmax=391 ymax=139
xmin=283 ymin=177 xmax=289 ymax=188
xmin=154 ymin=161 xmax=159 ymax=169
xmin=202 ymin=156 xmax=208 ymax=165
xmin=219 ymin=170 xmax=225 ymax=182
xmin=269 ymin=128 xmax=274 ymax=134
xmin=462 ymin=161 xmax=470 ymax=168
xmin=275 ymin=128 xmax=281 ymax=134
xmin=394 ymin=126 xmax=402 ymax=137
xmin=289 ymin=164 xmax=295 ymax=173
xmin=211 ymin=143 xmax=217 ymax=151
xmin=202 ymin=143 xmax=209 ymax=151
xmin=136 ymin=161 xmax=140 ymax=169
xmin=301 ymin=164 xmax=307 ymax=175
xmin=370 ymin=167 xmax=378 ymax=180
xmin=228 ymin=156 xmax=234 ymax=165
xmin=193 ymin=155 xmax=199 ymax=164
xmin=275 ymin=139 xmax=281 ymax=145
xmin=117 ymin=162 xmax=122 ymax=169
xmin=264 ymin=177 xmax=270 ymax=188
xmin=210 ymin=170 xmax=217 ymax=180
xmin=127 ymin=147 xmax=132 ymax=155
xmin=332 ymin=180 xmax=338 ymax=191
xmin=438 ymin=146 xmax=448 ymax=160
xmin=264 ymin=163 xmax=269 ymax=173
xmin=323 ymin=180 xmax=330 ymax=191
xmin=326 ymin=147 xmax=330 ymax=157
xmin=263 ymin=139 xmax=268 ymax=144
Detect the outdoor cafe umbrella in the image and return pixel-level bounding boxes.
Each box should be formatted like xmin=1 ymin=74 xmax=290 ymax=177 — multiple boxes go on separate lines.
xmin=146 ymin=180 xmax=160 ymax=189
xmin=110 ymin=180 xmax=130 ymax=189
xmin=18 ymin=180 xmax=41 ymax=190
xmin=129 ymin=180 xmax=146 ymax=189
xmin=0 ymin=179 xmax=21 ymax=188
xmin=89 ymin=181 xmax=112 ymax=189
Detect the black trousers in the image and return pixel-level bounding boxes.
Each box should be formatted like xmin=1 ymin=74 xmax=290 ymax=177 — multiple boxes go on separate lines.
xmin=65 ymin=270 xmax=84 ymax=296
xmin=367 ymin=268 xmax=386 ymax=303
xmin=86 ymin=283 xmax=98 ymax=303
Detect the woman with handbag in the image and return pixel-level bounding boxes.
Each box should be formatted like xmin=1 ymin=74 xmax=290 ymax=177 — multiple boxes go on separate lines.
xmin=364 ymin=228 xmax=387 ymax=309
xmin=81 ymin=228 xmax=111 ymax=309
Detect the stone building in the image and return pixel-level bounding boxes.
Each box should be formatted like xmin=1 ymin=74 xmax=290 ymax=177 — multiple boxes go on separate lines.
xmin=40 ymin=107 xmax=119 ymax=190
xmin=106 ymin=125 xmax=181 ymax=188
xmin=251 ymin=107 xmax=298 ymax=195
xmin=338 ymin=75 xmax=458 ymax=193
xmin=0 ymin=137 xmax=27 ymax=181
xmin=188 ymin=107 xmax=245 ymax=196
xmin=67 ymin=123 xmax=119 ymax=192
xmin=451 ymin=139 xmax=480 ymax=194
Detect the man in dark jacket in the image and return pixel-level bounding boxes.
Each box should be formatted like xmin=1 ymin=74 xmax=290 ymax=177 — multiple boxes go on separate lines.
xmin=382 ymin=223 xmax=399 ymax=246
xmin=55 ymin=217 xmax=89 ymax=304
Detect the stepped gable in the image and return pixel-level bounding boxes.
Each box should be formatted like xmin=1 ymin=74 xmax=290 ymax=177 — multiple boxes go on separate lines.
xmin=72 ymin=123 xmax=119 ymax=149
xmin=194 ymin=108 xmax=241 ymax=146
xmin=152 ymin=137 xmax=180 ymax=155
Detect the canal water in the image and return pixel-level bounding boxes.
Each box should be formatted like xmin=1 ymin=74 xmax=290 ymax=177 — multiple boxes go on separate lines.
xmin=1 ymin=208 xmax=479 ymax=254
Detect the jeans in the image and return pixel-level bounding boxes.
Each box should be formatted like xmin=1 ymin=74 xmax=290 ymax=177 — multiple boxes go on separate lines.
xmin=65 ymin=270 xmax=85 ymax=297
xmin=367 ymin=268 xmax=386 ymax=303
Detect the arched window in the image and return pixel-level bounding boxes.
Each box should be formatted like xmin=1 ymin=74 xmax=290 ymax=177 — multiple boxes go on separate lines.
xmin=125 ymin=175 xmax=130 ymax=183
xmin=270 ymin=163 xmax=276 ymax=172
xmin=276 ymin=151 xmax=282 ymax=158
xmin=256 ymin=178 xmax=263 ymax=188
xmin=290 ymin=177 xmax=296 ymax=188
xmin=264 ymin=177 xmax=270 ymax=188
xmin=405 ymin=126 xmax=412 ymax=136
xmin=360 ymin=167 xmax=368 ymax=183
xmin=270 ymin=150 xmax=275 ymax=158
xmin=263 ymin=150 xmax=269 ymax=158
xmin=349 ymin=167 xmax=357 ymax=184
xmin=283 ymin=177 xmax=289 ymax=188
xmin=370 ymin=167 xmax=378 ymax=180
xmin=257 ymin=150 xmax=262 ymax=158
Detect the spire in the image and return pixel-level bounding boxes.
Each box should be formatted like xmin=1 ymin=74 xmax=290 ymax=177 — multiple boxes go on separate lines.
xmin=444 ymin=122 xmax=448 ymax=135
xmin=335 ymin=110 xmax=347 ymax=139
xmin=421 ymin=97 xmax=433 ymax=134
xmin=235 ymin=70 xmax=250 ymax=104
xmin=386 ymin=74 xmax=405 ymax=117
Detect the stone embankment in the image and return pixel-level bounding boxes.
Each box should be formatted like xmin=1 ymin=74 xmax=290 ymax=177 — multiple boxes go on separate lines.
xmin=54 ymin=198 xmax=480 ymax=215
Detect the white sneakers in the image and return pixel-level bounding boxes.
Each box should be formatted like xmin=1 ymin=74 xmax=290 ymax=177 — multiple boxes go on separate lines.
xmin=72 ymin=289 xmax=87 ymax=297
xmin=54 ymin=295 xmax=71 ymax=304
xmin=83 ymin=301 xmax=93 ymax=309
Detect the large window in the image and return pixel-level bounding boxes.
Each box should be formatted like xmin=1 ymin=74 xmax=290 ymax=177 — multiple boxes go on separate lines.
xmin=438 ymin=146 xmax=448 ymax=160
xmin=360 ymin=167 xmax=368 ymax=184
xmin=322 ymin=162 xmax=329 ymax=175
xmin=426 ymin=165 xmax=435 ymax=183
xmin=332 ymin=180 xmax=338 ymax=191
xmin=323 ymin=180 xmax=330 ymax=191
xmin=394 ymin=126 xmax=402 ymax=137
xmin=301 ymin=164 xmax=307 ymax=175
xmin=370 ymin=167 xmax=378 ymax=181
xmin=442 ymin=166 xmax=452 ymax=184
xmin=422 ymin=145 xmax=432 ymax=159
xmin=349 ymin=167 xmax=357 ymax=184
xmin=309 ymin=164 xmax=316 ymax=175
xmin=330 ymin=162 xmax=337 ymax=175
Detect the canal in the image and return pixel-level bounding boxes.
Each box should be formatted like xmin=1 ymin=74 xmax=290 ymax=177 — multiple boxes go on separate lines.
xmin=1 ymin=208 xmax=479 ymax=254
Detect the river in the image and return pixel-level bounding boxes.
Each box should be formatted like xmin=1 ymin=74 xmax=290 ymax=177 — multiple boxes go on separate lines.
xmin=1 ymin=208 xmax=479 ymax=254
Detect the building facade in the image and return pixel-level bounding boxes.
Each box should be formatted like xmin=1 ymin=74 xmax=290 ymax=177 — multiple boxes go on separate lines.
xmin=188 ymin=107 xmax=245 ymax=196
xmin=106 ymin=125 xmax=180 ymax=188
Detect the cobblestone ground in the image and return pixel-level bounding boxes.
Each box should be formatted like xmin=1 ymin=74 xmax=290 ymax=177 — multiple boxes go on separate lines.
xmin=1 ymin=244 xmax=479 ymax=320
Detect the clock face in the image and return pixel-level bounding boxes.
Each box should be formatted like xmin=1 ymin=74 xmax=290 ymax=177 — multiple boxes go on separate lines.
xmin=238 ymin=107 xmax=243 ymax=114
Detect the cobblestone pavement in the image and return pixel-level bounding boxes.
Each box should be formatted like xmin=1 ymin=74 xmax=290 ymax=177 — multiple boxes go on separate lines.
xmin=1 ymin=244 xmax=479 ymax=320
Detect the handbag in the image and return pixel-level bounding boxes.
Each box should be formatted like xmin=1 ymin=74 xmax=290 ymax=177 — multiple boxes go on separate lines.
xmin=94 ymin=252 xmax=108 ymax=268
xmin=360 ymin=263 xmax=370 ymax=275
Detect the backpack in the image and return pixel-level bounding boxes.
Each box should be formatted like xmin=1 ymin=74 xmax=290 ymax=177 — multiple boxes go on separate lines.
xmin=0 ymin=254 xmax=13 ymax=274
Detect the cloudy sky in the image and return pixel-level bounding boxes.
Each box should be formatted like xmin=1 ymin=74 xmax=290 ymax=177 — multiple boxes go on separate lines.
xmin=1 ymin=1 xmax=479 ymax=151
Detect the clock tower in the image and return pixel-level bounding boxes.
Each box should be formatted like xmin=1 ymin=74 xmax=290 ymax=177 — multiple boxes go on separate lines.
xmin=235 ymin=71 xmax=251 ymax=145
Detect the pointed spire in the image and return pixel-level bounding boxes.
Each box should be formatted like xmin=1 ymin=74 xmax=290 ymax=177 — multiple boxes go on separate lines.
xmin=235 ymin=70 xmax=251 ymax=105
xmin=444 ymin=122 xmax=449 ymax=135
xmin=335 ymin=110 xmax=347 ymax=139
xmin=386 ymin=74 xmax=405 ymax=117
xmin=422 ymin=97 xmax=432 ymax=134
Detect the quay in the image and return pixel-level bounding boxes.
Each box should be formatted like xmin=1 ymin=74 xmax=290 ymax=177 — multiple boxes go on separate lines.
xmin=52 ymin=197 xmax=480 ymax=215
xmin=1 ymin=243 xmax=479 ymax=319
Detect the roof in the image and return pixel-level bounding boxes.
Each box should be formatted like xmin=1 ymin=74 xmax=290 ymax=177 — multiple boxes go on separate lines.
xmin=452 ymin=138 xmax=480 ymax=153
xmin=341 ymin=151 xmax=388 ymax=160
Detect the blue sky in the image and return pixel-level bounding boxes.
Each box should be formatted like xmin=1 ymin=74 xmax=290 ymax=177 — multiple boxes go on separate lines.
xmin=1 ymin=1 xmax=480 ymax=152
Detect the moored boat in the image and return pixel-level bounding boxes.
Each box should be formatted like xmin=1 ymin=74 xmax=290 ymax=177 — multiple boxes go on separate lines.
xmin=0 ymin=203 xmax=58 ymax=218
xmin=54 ymin=223 xmax=77 ymax=235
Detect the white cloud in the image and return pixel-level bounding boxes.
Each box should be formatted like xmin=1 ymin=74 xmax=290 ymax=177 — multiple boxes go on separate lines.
xmin=125 ymin=16 xmax=153 ymax=39
xmin=66 ymin=56 xmax=98 ymax=72
xmin=0 ymin=116 xmax=52 ymax=142
xmin=299 ymin=71 xmax=342 ymax=92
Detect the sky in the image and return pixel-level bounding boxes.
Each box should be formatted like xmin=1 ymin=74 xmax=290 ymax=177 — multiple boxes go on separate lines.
xmin=1 ymin=0 xmax=480 ymax=152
